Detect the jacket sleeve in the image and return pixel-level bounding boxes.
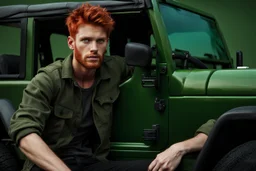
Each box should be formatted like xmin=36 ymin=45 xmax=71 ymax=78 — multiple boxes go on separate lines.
xmin=8 ymin=71 xmax=57 ymax=145
xmin=115 ymin=56 xmax=133 ymax=82
xmin=195 ymin=119 xmax=216 ymax=136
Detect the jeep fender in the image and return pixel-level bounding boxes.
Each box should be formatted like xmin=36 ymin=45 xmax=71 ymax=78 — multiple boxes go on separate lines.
xmin=193 ymin=106 xmax=256 ymax=171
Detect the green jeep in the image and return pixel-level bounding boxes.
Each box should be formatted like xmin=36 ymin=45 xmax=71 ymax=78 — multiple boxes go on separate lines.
xmin=1 ymin=0 xmax=256 ymax=171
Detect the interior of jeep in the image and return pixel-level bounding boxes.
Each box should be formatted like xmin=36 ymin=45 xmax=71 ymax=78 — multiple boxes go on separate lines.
xmin=0 ymin=22 xmax=21 ymax=76
xmin=0 ymin=9 xmax=155 ymax=79
xmin=33 ymin=11 xmax=153 ymax=75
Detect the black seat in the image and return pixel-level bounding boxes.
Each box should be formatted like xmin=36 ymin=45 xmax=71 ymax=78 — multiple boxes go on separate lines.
xmin=0 ymin=99 xmax=15 ymax=132
xmin=0 ymin=54 xmax=20 ymax=74
xmin=193 ymin=106 xmax=256 ymax=171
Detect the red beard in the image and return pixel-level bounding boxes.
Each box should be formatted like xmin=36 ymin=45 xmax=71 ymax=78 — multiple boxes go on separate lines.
xmin=74 ymin=46 xmax=103 ymax=69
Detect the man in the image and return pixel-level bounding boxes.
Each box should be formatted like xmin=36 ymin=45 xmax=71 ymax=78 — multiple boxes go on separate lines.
xmin=9 ymin=3 xmax=213 ymax=171
xmin=9 ymin=4 xmax=151 ymax=171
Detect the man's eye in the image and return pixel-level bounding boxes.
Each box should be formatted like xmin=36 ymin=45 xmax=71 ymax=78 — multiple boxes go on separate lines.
xmin=97 ymin=39 xmax=105 ymax=44
xmin=82 ymin=39 xmax=89 ymax=43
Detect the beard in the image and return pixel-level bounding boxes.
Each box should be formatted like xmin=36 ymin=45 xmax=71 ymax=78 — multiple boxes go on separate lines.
xmin=74 ymin=46 xmax=103 ymax=69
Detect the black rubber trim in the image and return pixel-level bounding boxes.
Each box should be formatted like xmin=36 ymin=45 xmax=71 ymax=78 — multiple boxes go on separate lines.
xmin=0 ymin=0 xmax=152 ymax=19
xmin=193 ymin=106 xmax=256 ymax=171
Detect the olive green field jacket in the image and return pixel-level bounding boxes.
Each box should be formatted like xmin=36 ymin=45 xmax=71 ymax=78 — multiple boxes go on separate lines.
xmin=9 ymin=54 xmax=130 ymax=171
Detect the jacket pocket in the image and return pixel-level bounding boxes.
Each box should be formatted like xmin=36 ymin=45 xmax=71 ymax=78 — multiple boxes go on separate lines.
xmin=95 ymin=93 xmax=119 ymax=113
xmin=95 ymin=96 xmax=115 ymax=105
xmin=54 ymin=105 xmax=74 ymax=119
xmin=95 ymin=90 xmax=120 ymax=105
xmin=94 ymin=92 xmax=119 ymax=126
xmin=43 ymin=105 xmax=73 ymax=145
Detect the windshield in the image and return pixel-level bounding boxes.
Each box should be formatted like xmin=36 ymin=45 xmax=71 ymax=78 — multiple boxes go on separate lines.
xmin=159 ymin=3 xmax=229 ymax=61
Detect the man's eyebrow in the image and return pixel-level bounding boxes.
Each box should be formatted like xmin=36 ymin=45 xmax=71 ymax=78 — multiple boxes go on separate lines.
xmin=79 ymin=36 xmax=107 ymax=40
xmin=79 ymin=36 xmax=92 ymax=39
xmin=96 ymin=37 xmax=107 ymax=40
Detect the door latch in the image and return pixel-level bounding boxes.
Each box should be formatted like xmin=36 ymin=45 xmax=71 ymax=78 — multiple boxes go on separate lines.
xmin=154 ymin=98 xmax=166 ymax=112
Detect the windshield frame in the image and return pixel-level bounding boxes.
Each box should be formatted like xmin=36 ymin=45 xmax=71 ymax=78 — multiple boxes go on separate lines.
xmin=158 ymin=2 xmax=233 ymax=69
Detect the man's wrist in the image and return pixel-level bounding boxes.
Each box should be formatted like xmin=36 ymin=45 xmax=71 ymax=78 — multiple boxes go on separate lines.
xmin=170 ymin=142 xmax=188 ymax=157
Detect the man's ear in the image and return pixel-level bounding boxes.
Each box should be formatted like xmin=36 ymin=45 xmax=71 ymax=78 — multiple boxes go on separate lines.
xmin=67 ymin=36 xmax=75 ymax=50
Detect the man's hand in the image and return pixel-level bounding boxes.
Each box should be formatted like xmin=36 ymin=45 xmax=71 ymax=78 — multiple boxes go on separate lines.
xmin=148 ymin=133 xmax=208 ymax=171
xmin=148 ymin=143 xmax=184 ymax=171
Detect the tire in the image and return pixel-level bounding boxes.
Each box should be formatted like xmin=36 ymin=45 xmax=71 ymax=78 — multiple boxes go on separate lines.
xmin=213 ymin=140 xmax=256 ymax=171
xmin=0 ymin=142 xmax=19 ymax=171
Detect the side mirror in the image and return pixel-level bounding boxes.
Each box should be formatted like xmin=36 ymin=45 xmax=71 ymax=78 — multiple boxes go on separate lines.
xmin=125 ymin=42 xmax=152 ymax=67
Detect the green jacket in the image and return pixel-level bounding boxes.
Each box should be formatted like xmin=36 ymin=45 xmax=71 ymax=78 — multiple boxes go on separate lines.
xmin=9 ymin=54 xmax=130 ymax=171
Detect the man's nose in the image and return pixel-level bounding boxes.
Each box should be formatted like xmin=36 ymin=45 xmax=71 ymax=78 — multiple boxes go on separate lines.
xmin=90 ymin=41 xmax=98 ymax=53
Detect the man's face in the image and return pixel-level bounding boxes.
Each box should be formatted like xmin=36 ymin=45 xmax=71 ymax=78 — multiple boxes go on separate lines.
xmin=68 ymin=24 xmax=108 ymax=69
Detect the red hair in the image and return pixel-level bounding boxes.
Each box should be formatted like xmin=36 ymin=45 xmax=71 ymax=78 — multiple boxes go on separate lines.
xmin=66 ymin=4 xmax=115 ymax=38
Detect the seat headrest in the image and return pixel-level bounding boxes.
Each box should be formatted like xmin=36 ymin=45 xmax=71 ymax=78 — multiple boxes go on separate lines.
xmin=0 ymin=54 xmax=20 ymax=74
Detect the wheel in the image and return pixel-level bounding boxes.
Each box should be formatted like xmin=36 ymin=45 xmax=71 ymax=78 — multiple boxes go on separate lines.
xmin=213 ymin=140 xmax=256 ymax=171
xmin=0 ymin=142 xmax=19 ymax=171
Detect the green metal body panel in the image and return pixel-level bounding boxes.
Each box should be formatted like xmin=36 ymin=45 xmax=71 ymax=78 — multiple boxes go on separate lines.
xmin=208 ymin=69 xmax=256 ymax=95
xmin=170 ymin=69 xmax=256 ymax=96
xmin=111 ymin=67 xmax=169 ymax=154
xmin=0 ymin=0 xmax=255 ymax=170
xmin=170 ymin=70 xmax=215 ymax=95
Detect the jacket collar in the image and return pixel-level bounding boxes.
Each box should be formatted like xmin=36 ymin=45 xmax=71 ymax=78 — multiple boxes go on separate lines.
xmin=61 ymin=53 xmax=111 ymax=80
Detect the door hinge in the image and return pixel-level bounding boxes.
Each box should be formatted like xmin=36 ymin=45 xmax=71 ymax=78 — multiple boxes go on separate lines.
xmin=143 ymin=124 xmax=160 ymax=143
xmin=141 ymin=75 xmax=157 ymax=88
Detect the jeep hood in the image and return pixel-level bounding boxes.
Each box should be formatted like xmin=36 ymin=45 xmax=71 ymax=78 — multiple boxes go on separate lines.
xmin=170 ymin=69 xmax=256 ymax=96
